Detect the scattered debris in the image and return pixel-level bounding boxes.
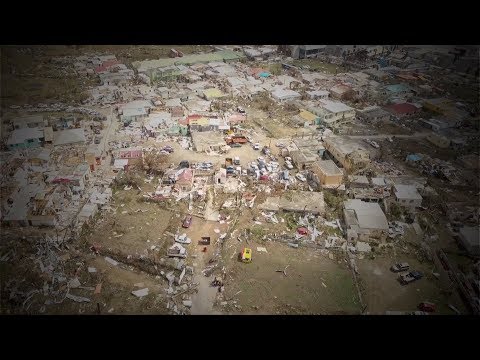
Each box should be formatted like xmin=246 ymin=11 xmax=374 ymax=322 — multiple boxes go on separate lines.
xmin=66 ymin=294 xmax=91 ymax=303
xmin=276 ymin=265 xmax=290 ymax=277
xmin=104 ymin=257 xmax=119 ymax=266
xmin=131 ymin=288 xmax=149 ymax=298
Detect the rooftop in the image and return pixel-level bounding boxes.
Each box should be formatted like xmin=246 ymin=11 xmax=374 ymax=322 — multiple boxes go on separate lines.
xmin=133 ymin=50 xmax=245 ymax=72
xmin=203 ymin=88 xmax=225 ymax=99
xmin=385 ymin=103 xmax=418 ymax=115
xmin=330 ymin=84 xmax=353 ymax=94
xmin=316 ymin=160 xmax=343 ymax=176
xmin=53 ymin=128 xmax=86 ymax=146
xmin=394 ymin=184 xmax=422 ymax=200
xmin=344 ymin=199 xmax=388 ymax=230
xmin=349 ymin=175 xmax=369 ymax=184
xmin=324 ymin=136 xmax=369 ymax=156
xmin=319 ymin=99 xmax=353 ymax=113
xmin=271 ymin=88 xmax=301 ymax=101
xmin=299 ymin=109 xmax=319 ymax=122
xmin=458 ymin=226 xmax=480 ymax=250
xmin=371 ymin=177 xmax=387 ymax=186
xmin=121 ymin=100 xmax=152 ymax=111
xmin=122 ymin=108 xmax=147 ymax=117
xmin=7 ymin=127 xmax=44 ymax=145
xmin=385 ymin=83 xmax=410 ymax=93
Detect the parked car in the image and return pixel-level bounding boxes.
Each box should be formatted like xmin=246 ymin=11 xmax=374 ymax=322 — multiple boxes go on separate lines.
xmin=179 ymin=160 xmax=190 ymax=168
xmin=285 ymin=161 xmax=293 ymax=170
xmin=182 ymin=215 xmax=192 ymax=228
xmin=295 ymin=173 xmax=306 ymax=182
xmin=253 ymin=143 xmax=260 ymax=150
xmin=418 ymin=302 xmax=436 ymax=313
xmin=297 ymin=227 xmax=308 ymax=235
xmin=390 ymin=262 xmax=410 ymax=272
xmin=162 ymin=145 xmax=174 ymax=153
xmin=282 ymin=170 xmax=289 ymax=180
xmin=230 ymin=143 xmax=242 ymax=148
xmin=237 ymin=106 xmax=246 ymax=113
xmin=370 ymin=140 xmax=380 ymax=149
xmin=400 ymin=271 xmax=423 ymax=285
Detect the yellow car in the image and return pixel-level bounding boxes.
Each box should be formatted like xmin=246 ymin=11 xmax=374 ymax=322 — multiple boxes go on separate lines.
xmin=241 ymin=248 xmax=252 ymax=263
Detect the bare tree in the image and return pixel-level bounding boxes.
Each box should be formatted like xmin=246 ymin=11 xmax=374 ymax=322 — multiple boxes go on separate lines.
xmin=142 ymin=151 xmax=170 ymax=176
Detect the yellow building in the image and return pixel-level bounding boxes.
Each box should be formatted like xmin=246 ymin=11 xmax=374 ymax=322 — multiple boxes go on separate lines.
xmin=299 ymin=109 xmax=319 ymax=124
xmin=203 ymin=88 xmax=225 ymax=100
xmin=310 ymin=160 xmax=343 ymax=187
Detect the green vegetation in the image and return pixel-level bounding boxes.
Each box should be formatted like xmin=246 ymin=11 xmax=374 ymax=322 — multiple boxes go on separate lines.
xmin=327 ymin=272 xmax=361 ymax=313
xmin=323 ymin=191 xmax=344 ymax=219
xmin=248 ymin=226 xmax=266 ymax=239
xmin=269 ymin=63 xmax=282 ymax=75
xmin=389 ymin=202 xmax=403 ymax=220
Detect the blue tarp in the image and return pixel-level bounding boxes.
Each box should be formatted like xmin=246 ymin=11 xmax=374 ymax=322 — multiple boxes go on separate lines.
xmin=259 ymin=72 xmax=271 ymax=78
xmin=406 ymin=154 xmax=422 ymax=162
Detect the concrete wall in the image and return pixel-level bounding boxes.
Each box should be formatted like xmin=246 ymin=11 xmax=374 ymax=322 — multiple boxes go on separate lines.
xmin=322 ymin=110 xmax=356 ymax=126
xmin=395 ymin=197 xmax=422 ymax=208
xmin=28 ymin=215 xmax=56 ymax=227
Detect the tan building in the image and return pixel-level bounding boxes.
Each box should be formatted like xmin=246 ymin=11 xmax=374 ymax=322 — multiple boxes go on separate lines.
xmin=310 ymin=160 xmax=343 ymax=187
xmin=290 ymin=149 xmax=318 ymax=170
xmin=323 ymin=136 xmax=371 ymax=172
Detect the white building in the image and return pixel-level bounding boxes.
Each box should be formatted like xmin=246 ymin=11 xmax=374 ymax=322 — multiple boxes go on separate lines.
xmin=344 ymin=199 xmax=389 ymax=242
xmin=271 ymin=88 xmax=301 ymax=102
xmin=393 ymin=184 xmax=423 ymax=208
xmin=307 ymin=100 xmax=356 ymax=127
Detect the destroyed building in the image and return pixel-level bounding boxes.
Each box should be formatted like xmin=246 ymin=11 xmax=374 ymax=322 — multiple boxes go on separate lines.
xmin=329 ymin=84 xmax=355 ymax=101
xmin=191 ymin=131 xmax=226 ymax=152
xmin=323 ymin=136 xmax=372 ymax=172
xmin=258 ymin=191 xmax=325 ymax=215
xmin=356 ymin=106 xmax=391 ymax=123
xmin=290 ymin=149 xmax=318 ymax=170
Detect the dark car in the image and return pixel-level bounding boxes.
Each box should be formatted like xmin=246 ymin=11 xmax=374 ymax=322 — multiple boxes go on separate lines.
xmin=400 ymin=271 xmax=424 ymax=285
xmin=179 ymin=160 xmax=190 ymax=168
xmin=390 ymin=262 xmax=410 ymax=273
xmin=182 ymin=215 xmax=192 ymax=228
xmin=230 ymin=143 xmax=242 ymax=148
